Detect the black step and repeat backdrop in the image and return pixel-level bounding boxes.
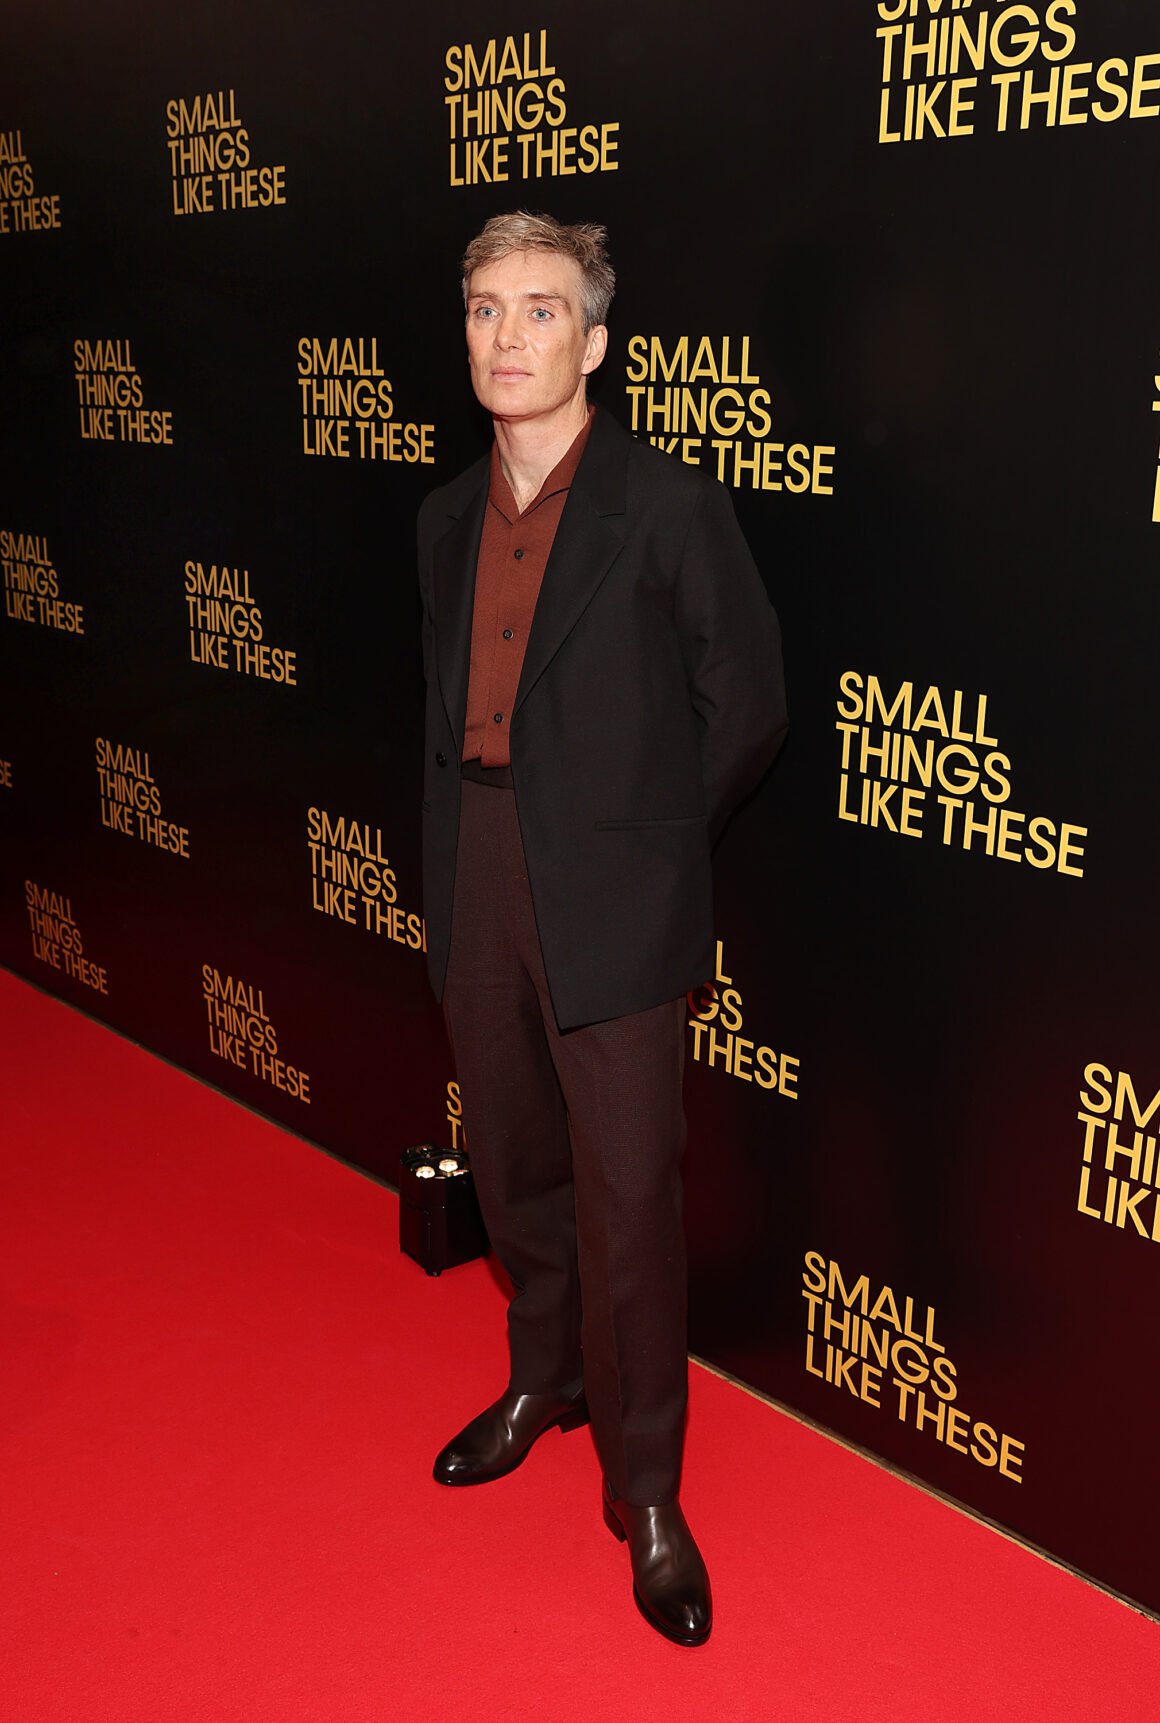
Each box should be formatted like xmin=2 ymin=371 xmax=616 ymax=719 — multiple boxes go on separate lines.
xmin=3 ymin=0 xmax=1159 ymax=1613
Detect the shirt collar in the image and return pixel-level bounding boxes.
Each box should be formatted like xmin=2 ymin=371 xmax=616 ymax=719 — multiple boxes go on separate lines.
xmin=488 ymin=404 xmax=596 ymax=523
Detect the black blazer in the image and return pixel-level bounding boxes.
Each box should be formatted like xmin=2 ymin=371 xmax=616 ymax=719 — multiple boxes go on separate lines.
xmin=417 ymin=408 xmax=787 ymax=1030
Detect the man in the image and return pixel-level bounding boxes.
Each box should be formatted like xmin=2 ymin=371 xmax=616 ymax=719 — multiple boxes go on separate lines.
xmin=417 ymin=211 xmax=787 ymax=1647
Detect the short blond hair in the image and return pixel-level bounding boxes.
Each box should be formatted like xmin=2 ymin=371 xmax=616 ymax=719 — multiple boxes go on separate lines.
xmin=462 ymin=210 xmax=615 ymax=333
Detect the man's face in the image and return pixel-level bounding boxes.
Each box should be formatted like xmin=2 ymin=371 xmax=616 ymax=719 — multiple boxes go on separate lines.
xmin=465 ymin=249 xmax=607 ymax=425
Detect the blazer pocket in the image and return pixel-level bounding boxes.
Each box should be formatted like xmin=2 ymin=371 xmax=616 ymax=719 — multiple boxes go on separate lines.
xmin=594 ymin=814 xmax=705 ymax=831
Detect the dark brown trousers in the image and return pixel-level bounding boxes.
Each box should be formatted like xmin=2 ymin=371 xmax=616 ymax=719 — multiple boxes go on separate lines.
xmin=442 ymin=775 xmax=689 ymax=1505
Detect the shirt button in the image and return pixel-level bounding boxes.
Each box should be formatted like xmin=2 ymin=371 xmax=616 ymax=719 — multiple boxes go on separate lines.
xmin=493 ymin=712 xmax=504 ymax=724
xmin=513 ymin=548 xmax=524 ymax=560
xmin=435 ymin=751 xmax=447 ymax=767
xmin=502 ymin=628 xmax=514 ymax=640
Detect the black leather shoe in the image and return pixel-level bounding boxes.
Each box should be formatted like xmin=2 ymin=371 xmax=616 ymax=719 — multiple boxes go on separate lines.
xmin=602 ymin=1477 xmax=712 ymax=1647
xmin=432 ymin=1386 xmax=588 ymax=1486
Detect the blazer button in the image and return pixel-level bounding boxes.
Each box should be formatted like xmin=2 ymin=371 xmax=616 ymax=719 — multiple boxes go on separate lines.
xmin=435 ymin=751 xmax=447 ymax=767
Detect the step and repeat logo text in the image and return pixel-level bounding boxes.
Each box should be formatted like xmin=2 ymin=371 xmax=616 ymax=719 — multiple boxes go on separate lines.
xmin=687 ymin=941 xmax=800 ymax=1098
xmin=307 ymin=807 xmax=426 ymax=951
xmin=0 ymin=128 xmax=61 ymax=232
xmin=96 ymin=740 xmax=190 ymax=858
xmin=875 ymin=1 xmax=1160 ymax=143
xmin=1 ymin=533 xmax=84 ymax=633
xmin=625 ymin=337 xmax=835 ymax=495
xmin=1077 ymin=1064 xmax=1160 ymax=1245
xmin=75 ymin=340 xmax=173 ymax=446
xmin=25 ymin=882 xmax=108 ymax=994
xmin=444 ymin=30 xmax=619 ymax=185
xmin=185 ymin=559 xmax=297 ymax=684
xmin=201 ymin=967 xmax=311 ymax=1103
xmin=166 ymin=89 xmax=287 ymax=215
xmin=836 ymin=672 xmax=1088 ymax=876
xmin=298 ymin=339 xmax=435 ymax=464
xmin=803 ymin=1251 xmax=1025 ymax=1481
xmin=447 ymin=1079 xmax=465 ymax=1148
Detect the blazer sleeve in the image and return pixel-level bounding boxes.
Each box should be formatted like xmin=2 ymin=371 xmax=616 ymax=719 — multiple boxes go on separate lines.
xmin=672 ymin=477 xmax=788 ymax=844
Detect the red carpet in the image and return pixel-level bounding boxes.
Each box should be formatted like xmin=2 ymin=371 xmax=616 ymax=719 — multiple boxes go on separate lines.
xmin=1 ymin=967 xmax=1156 ymax=1722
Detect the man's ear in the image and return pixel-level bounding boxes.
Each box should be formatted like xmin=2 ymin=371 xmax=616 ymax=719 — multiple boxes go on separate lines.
xmin=582 ymin=324 xmax=608 ymax=377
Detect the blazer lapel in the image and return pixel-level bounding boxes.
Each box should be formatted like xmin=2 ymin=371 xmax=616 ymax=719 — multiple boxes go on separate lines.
xmin=514 ymin=409 xmax=629 ymax=715
xmin=432 ymin=462 xmax=488 ymax=745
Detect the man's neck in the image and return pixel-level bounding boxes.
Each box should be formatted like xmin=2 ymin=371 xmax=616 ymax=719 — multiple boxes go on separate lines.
xmin=493 ymin=393 xmax=590 ymax=515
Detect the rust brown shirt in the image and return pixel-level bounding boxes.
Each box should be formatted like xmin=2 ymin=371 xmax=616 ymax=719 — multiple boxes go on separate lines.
xmin=463 ymin=408 xmax=594 ymax=767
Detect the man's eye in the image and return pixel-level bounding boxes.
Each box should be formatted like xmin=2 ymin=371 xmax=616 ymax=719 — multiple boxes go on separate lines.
xmin=531 ymin=307 xmax=553 ymax=320
xmin=475 ymin=305 xmax=496 ymax=319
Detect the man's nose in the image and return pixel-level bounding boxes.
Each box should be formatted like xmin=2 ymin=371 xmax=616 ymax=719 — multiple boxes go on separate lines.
xmin=494 ymin=310 xmax=525 ymax=349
